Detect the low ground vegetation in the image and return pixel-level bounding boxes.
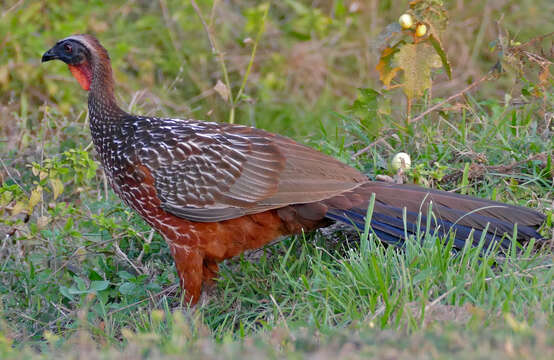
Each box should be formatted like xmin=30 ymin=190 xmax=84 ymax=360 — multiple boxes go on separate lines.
xmin=0 ymin=1 xmax=552 ymax=358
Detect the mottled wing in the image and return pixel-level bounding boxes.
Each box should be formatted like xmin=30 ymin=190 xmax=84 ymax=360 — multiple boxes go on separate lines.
xmin=131 ymin=118 xmax=367 ymax=222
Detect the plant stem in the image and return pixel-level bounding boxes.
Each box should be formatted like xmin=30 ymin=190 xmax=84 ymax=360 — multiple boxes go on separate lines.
xmin=190 ymin=0 xmax=234 ymax=120
xmin=234 ymin=4 xmax=270 ymax=105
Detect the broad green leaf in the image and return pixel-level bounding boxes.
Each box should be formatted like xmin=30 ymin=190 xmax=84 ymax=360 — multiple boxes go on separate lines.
xmin=395 ymin=43 xmax=442 ymax=100
xmin=117 ymin=271 xmax=135 ymax=280
xmin=89 ymin=280 xmax=109 ymax=292
xmin=351 ymin=88 xmax=379 ymax=120
xmin=119 ymin=282 xmax=137 ymax=295
xmin=59 ymin=286 xmax=73 ymax=300
xmin=64 ymin=217 xmax=74 ymax=232
xmin=349 ymin=88 xmax=385 ymax=137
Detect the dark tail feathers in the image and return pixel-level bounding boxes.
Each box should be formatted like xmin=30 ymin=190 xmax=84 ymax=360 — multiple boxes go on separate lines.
xmin=322 ymin=182 xmax=545 ymax=250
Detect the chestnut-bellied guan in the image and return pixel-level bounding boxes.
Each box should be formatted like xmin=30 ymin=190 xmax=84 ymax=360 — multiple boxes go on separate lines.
xmin=42 ymin=35 xmax=546 ymax=305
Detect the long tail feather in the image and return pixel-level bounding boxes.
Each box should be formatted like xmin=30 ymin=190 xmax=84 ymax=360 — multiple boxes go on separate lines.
xmin=322 ymin=182 xmax=545 ymax=250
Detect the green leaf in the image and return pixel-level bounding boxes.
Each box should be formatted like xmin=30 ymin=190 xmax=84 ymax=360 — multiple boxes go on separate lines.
xmin=59 ymin=286 xmax=74 ymax=301
xmin=429 ymin=33 xmax=452 ymax=79
xmin=351 ymin=88 xmax=380 ymax=121
xmin=395 ymin=43 xmax=442 ymax=101
xmin=89 ymin=280 xmax=109 ymax=292
xmin=119 ymin=282 xmax=137 ymax=295
xmin=117 ymin=271 xmax=135 ymax=280
xmin=349 ymin=88 xmax=388 ymax=139
xmin=64 ymin=217 xmax=74 ymax=232
xmin=68 ymin=287 xmax=87 ymax=295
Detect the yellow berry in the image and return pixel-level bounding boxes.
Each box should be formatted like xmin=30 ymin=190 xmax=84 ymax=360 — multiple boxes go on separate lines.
xmin=415 ymin=23 xmax=427 ymax=37
xmin=398 ymin=14 xmax=414 ymax=29
xmin=391 ymin=152 xmax=411 ymax=171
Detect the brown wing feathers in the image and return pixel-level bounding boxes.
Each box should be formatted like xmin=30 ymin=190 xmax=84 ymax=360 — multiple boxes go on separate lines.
xmin=263 ymin=137 xmax=367 ymax=202
xmin=140 ymin=121 xmax=368 ymax=222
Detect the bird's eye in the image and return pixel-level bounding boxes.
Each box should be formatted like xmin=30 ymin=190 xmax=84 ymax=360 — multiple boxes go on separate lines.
xmin=64 ymin=43 xmax=73 ymax=53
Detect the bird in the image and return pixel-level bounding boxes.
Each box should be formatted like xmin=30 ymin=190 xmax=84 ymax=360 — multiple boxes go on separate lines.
xmin=42 ymin=34 xmax=545 ymax=305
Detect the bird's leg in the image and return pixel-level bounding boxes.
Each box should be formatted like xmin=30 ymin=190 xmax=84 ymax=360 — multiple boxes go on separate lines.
xmin=202 ymin=259 xmax=219 ymax=284
xmin=199 ymin=259 xmax=220 ymax=304
xmin=170 ymin=243 xmax=204 ymax=305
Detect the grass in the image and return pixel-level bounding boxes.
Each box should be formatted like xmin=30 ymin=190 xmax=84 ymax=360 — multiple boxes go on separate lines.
xmin=1 ymin=0 xmax=553 ymax=358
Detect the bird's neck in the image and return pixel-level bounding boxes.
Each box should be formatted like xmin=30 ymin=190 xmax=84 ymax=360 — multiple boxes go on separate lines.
xmin=88 ymin=57 xmax=128 ymax=124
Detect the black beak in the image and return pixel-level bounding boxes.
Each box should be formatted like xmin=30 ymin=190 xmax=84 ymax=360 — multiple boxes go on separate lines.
xmin=41 ymin=47 xmax=58 ymax=62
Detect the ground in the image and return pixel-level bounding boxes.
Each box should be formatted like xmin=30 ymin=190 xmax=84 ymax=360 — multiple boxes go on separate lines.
xmin=0 ymin=0 xmax=552 ymax=358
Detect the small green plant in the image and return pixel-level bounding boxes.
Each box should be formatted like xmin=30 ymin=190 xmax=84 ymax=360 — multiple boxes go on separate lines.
xmin=1 ymin=148 xmax=97 ymax=232
xmin=191 ymin=1 xmax=270 ymax=124
xmin=376 ymin=0 xmax=451 ymax=116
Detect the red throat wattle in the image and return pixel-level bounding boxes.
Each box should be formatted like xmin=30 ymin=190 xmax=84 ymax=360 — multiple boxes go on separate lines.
xmin=68 ymin=62 xmax=92 ymax=91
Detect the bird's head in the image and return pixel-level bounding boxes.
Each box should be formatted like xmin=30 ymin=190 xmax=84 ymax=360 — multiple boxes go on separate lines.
xmin=42 ymin=34 xmax=110 ymax=91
